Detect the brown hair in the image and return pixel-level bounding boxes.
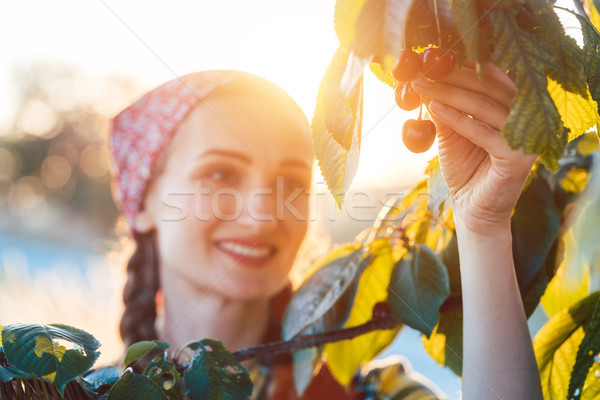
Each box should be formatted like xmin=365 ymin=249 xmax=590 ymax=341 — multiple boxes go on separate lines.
xmin=119 ymin=230 xmax=160 ymax=349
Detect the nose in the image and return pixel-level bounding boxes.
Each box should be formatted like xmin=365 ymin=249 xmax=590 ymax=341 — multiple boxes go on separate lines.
xmin=237 ymin=186 xmax=279 ymax=234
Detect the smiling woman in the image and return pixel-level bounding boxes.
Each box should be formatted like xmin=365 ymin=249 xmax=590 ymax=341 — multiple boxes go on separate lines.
xmin=108 ymin=69 xmax=444 ymax=399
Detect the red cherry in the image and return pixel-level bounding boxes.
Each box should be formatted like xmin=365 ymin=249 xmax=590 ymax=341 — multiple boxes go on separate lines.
xmin=372 ymin=301 xmax=392 ymax=319
xmin=394 ymin=83 xmax=421 ymax=111
xmin=402 ymin=119 xmax=436 ymax=153
xmin=421 ymin=48 xmax=456 ymax=81
xmin=392 ymin=50 xmax=422 ymax=82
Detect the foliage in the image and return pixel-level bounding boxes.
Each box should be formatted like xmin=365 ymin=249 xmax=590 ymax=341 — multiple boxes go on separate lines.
xmin=312 ymin=0 xmax=600 ymax=203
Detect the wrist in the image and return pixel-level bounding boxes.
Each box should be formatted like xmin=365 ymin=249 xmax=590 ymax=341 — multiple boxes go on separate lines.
xmin=453 ymin=207 xmax=512 ymax=239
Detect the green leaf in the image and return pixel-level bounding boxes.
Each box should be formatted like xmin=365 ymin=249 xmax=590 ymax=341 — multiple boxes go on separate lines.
xmin=441 ymin=233 xmax=461 ymax=297
xmin=422 ymin=305 xmax=463 ymax=377
xmin=577 ymin=10 xmax=600 ymax=106
xmin=1 ymin=323 xmax=100 ymax=395
xmin=292 ymin=330 xmax=323 ymax=397
xmin=144 ymin=352 xmax=185 ymax=400
xmin=489 ymin=10 xmax=567 ymax=170
xmin=568 ymin=300 xmax=600 ymax=399
xmin=449 ymin=0 xmax=490 ymax=63
xmin=108 ymin=370 xmax=167 ymax=400
xmin=79 ymin=366 xmax=121 ymax=397
xmin=323 ymin=239 xmax=401 ymax=387
xmin=387 ymin=244 xmax=450 ymax=337
xmin=0 ymin=365 xmax=34 ymax=382
xmin=282 ymin=244 xmax=366 ymax=340
xmin=534 ymin=291 xmax=600 ymax=399
xmin=311 ymin=46 xmax=364 ymax=207
xmin=511 ymin=173 xmax=560 ymax=292
xmin=183 ymin=339 xmax=252 ymax=400
xmin=123 ymin=340 xmax=170 ymax=368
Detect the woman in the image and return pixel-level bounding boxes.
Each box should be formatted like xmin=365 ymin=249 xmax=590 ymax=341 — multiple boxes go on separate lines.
xmin=108 ymin=66 xmax=543 ymax=399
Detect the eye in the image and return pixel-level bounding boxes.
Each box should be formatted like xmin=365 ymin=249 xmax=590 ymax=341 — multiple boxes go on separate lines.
xmin=279 ymin=176 xmax=309 ymax=192
xmin=207 ymin=168 xmax=238 ymax=185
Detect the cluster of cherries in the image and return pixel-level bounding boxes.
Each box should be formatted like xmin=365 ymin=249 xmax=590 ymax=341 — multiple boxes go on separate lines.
xmin=391 ymin=47 xmax=456 ymax=153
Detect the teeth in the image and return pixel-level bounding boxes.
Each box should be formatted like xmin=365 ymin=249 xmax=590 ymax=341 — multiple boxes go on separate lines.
xmin=218 ymin=241 xmax=273 ymax=258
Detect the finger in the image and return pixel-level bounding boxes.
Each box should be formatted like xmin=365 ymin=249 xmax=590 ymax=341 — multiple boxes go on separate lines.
xmin=427 ymin=100 xmax=512 ymax=158
xmin=412 ymin=79 xmax=510 ymax=130
xmin=420 ymin=62 xmax=516 ymax=108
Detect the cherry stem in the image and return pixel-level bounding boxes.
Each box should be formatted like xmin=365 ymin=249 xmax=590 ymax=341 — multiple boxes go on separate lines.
xmin=433 ymin=0 xmax=442 ymax=48
xmin=418 ymin=96 xmax=424 ymax=121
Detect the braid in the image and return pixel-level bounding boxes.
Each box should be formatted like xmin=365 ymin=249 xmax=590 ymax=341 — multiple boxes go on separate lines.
xmin=119 ymin=231 xmax=160 ymax=349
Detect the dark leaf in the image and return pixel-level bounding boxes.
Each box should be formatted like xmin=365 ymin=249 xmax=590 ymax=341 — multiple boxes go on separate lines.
xmin=282 ymin=245 xmax=366 ymax=340
xmin=449 ymin=0 xmax=490 ymax=63
xmin=79 ymin=366 xmax=121 ymax=396
xmin=387 ymin=244 xmax=450 ymax=337
xmin=422 ymin=305 xmax=463 ymax=376
xmin=489 ymin=10 xmax=567 ymax=170
xmin=183 ymin=339 xmax=253 ymax=400
xmin=144 ymin=352 xmax=185 ymax=400
xmin=1 ymin=323 xmax=100 ymax=395
xmin=108 ymin=370 xmax=167 ymax=400
xmin=568 ymin=300 xmax=600 ymax=398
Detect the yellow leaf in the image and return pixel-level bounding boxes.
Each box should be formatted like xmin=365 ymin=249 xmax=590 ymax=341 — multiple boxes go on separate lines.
xmin=547 ymin=78 xmax=600 ymax=141
xmin=541 ymin=229 xmax=591 ymax=317
xmin=312 ymin=46 xmax=364 ymax=207
xmin=42 ymin=371 xmax=57 ymax=382
xmin=323 ymin=240 xmax=400 ymax=386
xmin=334 ymin=0 xmax=370 ymax=50
xmin=369 ymin=62 xmax=395 ymax=88
xmin=560 ymin=167 xmax=589 ymax=193
xmin=584 ymin=0 xmax=600 ymax=30
xmin=34 ymin=337 xmax=67 ymax=362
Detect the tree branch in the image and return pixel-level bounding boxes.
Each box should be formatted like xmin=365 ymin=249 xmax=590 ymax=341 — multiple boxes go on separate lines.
xmin=232 ymin=315 xmax=400 ymax=362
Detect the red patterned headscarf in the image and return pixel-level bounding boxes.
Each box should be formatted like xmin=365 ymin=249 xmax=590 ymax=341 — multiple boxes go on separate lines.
xmin=108 ymin=70 xmax=300 ymax=232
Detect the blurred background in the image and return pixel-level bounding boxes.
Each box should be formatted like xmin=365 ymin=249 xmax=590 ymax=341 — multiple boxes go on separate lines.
xmin=0 ymin=1 xmax=586 ymax=398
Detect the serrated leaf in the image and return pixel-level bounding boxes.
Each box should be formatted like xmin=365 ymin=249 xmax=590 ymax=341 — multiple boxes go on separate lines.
xmin=449 ymin=0 xmax=490 ymax=63
xmin=567 ymin=300 xmax=600 ymax=399
xmin=548 ymin=79 xmax=600 ymax=141
xmin=108 ymin=370 xmax=167 ymax=400
xmin=422 ymin=305 xmax=463 ymax=377
xmin=123 ymin=340 xmax=170 ymax=368
xmin=368 ymin=62 xmax=395 ymax=87
xmin=144 ymin=352 xmax=185 ymax=399
xmin=183 ymin=339 xmax=252 ymax=400
xmin=1 ymin=323 xmax=100 ymax=395
xmin=312 ymin=46 xmax=364 ymax=207
xmin=334 ymin=0 xmax=370 ymax=50
xmin=534 ymin=291 xmax=600 ymax=399
xmin=282 ymin=243 xmax=365 ymax=340
xmin=387 ymin=244 xmax=450 ymax=337
xmin=79 ymin=366 xmax=121 ymax=397
xmin=324 ymin=239 xmax=400 ymax=387
xmin=350 ymin=0 xmax=412 ymax=62
xmin=577 ymin=10 xmax=600 ymax=105
xmin=489 ymin=10 xmax=567 ymax=170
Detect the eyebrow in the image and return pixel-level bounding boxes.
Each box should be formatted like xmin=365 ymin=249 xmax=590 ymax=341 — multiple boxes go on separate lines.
xmin=197 ymin=149 xmax=312 ymax=169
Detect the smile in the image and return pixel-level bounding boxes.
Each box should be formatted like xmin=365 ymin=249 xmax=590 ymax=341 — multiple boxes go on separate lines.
xmin=216 ymin=241 xmax=275 ymax=258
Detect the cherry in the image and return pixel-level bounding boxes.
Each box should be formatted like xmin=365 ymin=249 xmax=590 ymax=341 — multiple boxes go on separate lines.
xmin=392 ymin=49 xmax=421 ymax=82
xmin=394 ymin=83 xmax=421 ymax=111
xmin=372 ymin=301 xmax=392 ymax=319
xmin=421 ymin=48 xmax=456 ymax=81
xmin=402 ymin=119 xmax=436 ymax=153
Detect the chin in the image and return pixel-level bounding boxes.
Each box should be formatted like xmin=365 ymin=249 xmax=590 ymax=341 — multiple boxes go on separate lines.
xmin=217 ymin=276 xmax=289 ymax=301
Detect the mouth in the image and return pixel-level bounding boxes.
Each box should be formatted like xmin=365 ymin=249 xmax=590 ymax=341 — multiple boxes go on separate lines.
xmin=215 ymin=240 xmax=277 ymax=267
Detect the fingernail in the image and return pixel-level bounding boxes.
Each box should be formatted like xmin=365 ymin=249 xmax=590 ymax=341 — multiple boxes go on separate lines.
xmin=429 ymin=101 xmax=446 ymax=113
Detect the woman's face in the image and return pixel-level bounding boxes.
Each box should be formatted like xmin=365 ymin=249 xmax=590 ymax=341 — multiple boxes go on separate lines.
xmin=137 ymin=91 xmax=313 ymax=300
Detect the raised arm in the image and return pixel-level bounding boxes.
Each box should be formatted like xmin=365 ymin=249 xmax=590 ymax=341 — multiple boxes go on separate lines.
xmin=412 ymin=62 xmax=543 ymax=399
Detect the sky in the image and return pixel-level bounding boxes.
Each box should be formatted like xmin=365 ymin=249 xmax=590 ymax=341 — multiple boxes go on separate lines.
xmin=0 ymin=0 xmax=583 ymax=190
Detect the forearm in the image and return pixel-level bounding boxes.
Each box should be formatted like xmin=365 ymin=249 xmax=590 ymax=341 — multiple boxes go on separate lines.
xmin=454 ymin=216 xmax=543 ymax=399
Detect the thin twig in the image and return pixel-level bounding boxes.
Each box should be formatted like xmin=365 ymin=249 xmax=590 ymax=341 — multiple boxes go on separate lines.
xmin=231 ymin=315 xmax=399 ymax=362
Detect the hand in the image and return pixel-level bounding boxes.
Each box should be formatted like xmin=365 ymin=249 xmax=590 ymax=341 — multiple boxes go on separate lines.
xmin=412 ymin=62 xmax=536 ymax=234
